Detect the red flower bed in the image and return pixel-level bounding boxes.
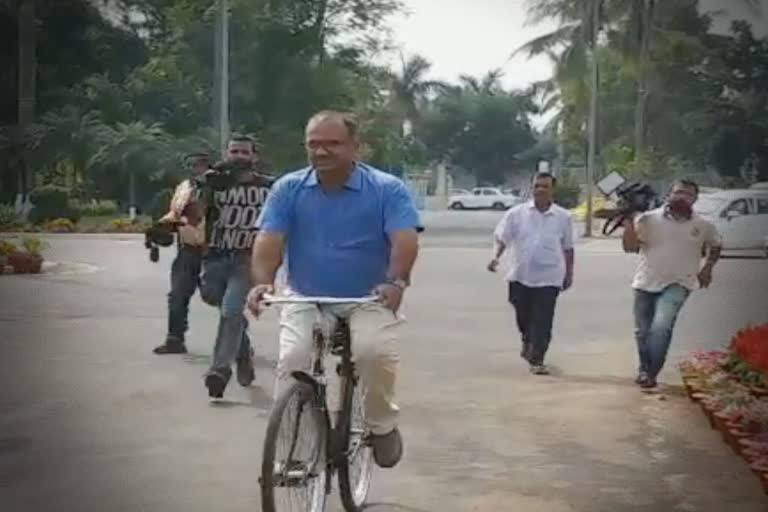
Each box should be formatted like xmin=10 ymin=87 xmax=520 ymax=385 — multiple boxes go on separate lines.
xmin=730 ymin=325 xmax=768 ymax=375
xmin=679 ymin=323 xmax=768 ymax=494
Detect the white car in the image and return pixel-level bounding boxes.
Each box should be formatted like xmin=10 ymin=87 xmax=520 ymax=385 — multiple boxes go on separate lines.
xmin=693 ymin=189 xmax=768 ymax=253
xmin=448 ymin=187 xmax=520 ymax=210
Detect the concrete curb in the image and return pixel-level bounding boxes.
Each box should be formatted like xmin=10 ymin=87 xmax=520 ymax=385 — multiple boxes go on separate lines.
xmin=0 ymin=260 xmax=100 ymax=276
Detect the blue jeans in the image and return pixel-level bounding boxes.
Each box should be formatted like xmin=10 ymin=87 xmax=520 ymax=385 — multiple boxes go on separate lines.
xmin=166 ymin=246 xmax=203 ymax=342
xmin=200 ymin=252 xmax=252 ymax=380
xmin=633 ymin=284 xmax=691 ymax=380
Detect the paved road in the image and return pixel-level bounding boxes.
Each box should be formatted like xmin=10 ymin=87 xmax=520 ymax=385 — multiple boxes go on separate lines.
xmin=1 ymin=223 xmax=766 ymax=511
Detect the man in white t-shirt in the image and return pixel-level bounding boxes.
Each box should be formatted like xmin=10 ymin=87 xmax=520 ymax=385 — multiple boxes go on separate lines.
xmin=488 ymin=172 xmax=575 ymax=375
xmin=622 ymin=179 xmax=722 ymax=390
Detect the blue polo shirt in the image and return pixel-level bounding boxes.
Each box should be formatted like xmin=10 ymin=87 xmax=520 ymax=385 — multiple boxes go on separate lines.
xmin=257 ymin=163 xmax=421 ymax=297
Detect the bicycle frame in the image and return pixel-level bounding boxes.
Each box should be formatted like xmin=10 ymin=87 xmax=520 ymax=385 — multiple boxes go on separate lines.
xmin=262 ymin=295 xmax=377 ymax=494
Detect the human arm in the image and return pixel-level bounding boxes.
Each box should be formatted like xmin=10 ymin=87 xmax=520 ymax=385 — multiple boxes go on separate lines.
xmin=622 ymin=213 xmax=646 ymax=253
xmin=377 ymin=181 xmax=422 ymax=311
xmin=488 ymin=210 xmax=514 ymax=272
xmin=251 ymin=232 xmax=285 ymax=287
xmin=246 ymin=178 xmax=292 ymax=315
xmin=562 ymin=213 xmax=575 ymax=290
xmin=158 ymin=181 xmax=192 ymax=223
xmin=698 ymin=223 xmax=722 ymax=288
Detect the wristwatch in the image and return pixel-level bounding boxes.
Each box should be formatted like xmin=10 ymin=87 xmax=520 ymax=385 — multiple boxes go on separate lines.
xmin=385 ymin=278 xmax=408 ymax=290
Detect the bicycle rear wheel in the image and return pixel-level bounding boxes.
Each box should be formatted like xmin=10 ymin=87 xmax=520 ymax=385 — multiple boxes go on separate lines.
xmin=261 ymin=380 xmax=328 ymax=512
xmin=337 ymin=377 xmax=374 ymax=512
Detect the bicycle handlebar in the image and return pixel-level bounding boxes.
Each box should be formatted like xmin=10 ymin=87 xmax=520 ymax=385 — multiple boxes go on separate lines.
xmin=261 ymin=293 xmax=380 ymax=306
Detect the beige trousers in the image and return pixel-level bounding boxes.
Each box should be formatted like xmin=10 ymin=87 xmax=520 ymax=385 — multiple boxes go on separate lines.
xmin=276 ymin=302 xmax=403 ymax=435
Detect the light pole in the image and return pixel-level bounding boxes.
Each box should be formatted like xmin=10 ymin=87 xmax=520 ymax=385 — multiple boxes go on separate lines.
xmin=584 ymin=0 xmax=601 ymax=237
xmin=215 ymin=0 xmax=230 ymax=158
xmin=16 ymin=0 xmax=36 ymax=216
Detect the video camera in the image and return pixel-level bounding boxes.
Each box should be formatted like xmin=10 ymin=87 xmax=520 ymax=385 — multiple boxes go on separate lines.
xmin=597 ymin=171 xmax=662 ymax=235
xmin=191 ymin=160 xmax=253 ymax=191
xmin=144 ymin=221 xmax=177 ymax=262
xmin=143 ymin=160 xmax=246 ymax=262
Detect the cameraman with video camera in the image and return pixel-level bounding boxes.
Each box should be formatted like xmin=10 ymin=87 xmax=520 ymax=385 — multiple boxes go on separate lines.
xmin=622 ymin=179 xmax=722 ymax=390
xmin=196 ymin=135 xmax=275 ymax=399
xmin=151 ymin=152 xmax=210 ymax=355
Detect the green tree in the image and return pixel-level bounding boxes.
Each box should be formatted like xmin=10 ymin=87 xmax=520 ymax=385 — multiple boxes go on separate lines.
xmin=421 ymin=86 xmax=539 ymax=184
xmin=90 ymin=121 xmax=170 ymax=211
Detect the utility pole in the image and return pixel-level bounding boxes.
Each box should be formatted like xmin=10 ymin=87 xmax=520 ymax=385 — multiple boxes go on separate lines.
xmin=214 ymin=0 xmax=230 ymax=158
xmin=16 ymin=0 xmax=36 ymax=216
xmin=584 ymin=0 xmax=601 ymax=237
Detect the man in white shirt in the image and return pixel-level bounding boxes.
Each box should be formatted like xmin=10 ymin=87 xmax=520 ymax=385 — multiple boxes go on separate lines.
xmin=622 ymin=179 xmax=721 ymax=390
xmin=488 ymin=172 xmax=575 ymax=375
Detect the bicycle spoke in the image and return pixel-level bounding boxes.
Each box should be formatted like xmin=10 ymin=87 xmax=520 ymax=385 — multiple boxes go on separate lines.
xmin=347 ymin=383 xmax=373 ymax=502
xmin=338 ymin=378 xmax=374 ymax=511
xmin=266 ymin=386 xmax=326 ymax=512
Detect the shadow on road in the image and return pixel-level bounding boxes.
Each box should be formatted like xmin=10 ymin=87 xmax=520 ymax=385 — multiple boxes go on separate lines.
xmin=536 ymin=366 xmax=687 ymax=396
xmin=363 ymin=502 xmax=431 ymax=512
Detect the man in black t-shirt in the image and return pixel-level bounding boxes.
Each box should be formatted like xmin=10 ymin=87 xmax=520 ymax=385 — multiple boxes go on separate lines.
xmin=196 ymin=135 xmax=275 ymax=399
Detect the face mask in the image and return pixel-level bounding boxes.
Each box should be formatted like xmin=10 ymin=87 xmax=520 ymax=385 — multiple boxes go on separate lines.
xmin=668 ymin=197 xmax=693 ymax=218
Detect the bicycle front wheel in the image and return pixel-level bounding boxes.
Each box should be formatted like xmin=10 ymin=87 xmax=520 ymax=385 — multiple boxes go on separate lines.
xmin=261 ymin=380 xmax=328 ymax=512
xmin=337 ymin=377 xmax=374 ymax=512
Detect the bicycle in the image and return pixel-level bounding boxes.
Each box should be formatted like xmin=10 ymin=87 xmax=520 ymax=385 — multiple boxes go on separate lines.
xmin=258 ymin=294 xmax=379 ymax=512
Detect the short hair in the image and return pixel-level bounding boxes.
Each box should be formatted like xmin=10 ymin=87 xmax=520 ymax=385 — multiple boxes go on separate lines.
xmin=672 ymin=178 xmax=699 ymax=196
xmin=184 ymin=152 xmax=210 ymax=167
xmin=533 ymin=171 xmax=557 ymax=186
xmin=307 ymin=110 xmax=360 ymax=140
xmin=228 ymin=134 xmax=259 ymax=152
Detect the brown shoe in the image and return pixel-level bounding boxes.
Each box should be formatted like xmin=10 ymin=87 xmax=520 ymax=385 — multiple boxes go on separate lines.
xmin=370 ymin=428 xmax=403 ymax=468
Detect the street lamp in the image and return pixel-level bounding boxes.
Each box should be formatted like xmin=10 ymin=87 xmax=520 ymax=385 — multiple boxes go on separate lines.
xmin=214 ymin=0 xmax=230 ymax=158
xmin=584 ymin=0 xmax=601 ymax=237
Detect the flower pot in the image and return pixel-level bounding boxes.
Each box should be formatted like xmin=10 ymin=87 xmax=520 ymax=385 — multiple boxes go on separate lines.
xmin=7 ymin=252 xmax=43 ymax=274
xmin=691 ymin=391 xmax=708 ymax=403
xmin=739 ymin=437 xmax=768 ymax=459
xmin=761 ymin=473 xmax=768 ymax=495
xmin=726 ymin=424 xmax=752 ymax=455
xmin=714 ymin=411 xmax=732 ymax=431
xmin=700 ymin=400 xmax=718 ymax=428
xmin=749 ymin=459 xmax=768 ymax=476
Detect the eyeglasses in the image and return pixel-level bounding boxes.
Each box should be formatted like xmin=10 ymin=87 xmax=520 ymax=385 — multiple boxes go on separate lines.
xmin=304 ymin=140 xmax=347 ymax=152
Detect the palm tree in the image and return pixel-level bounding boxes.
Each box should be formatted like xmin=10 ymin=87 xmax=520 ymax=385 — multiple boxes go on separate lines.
xmin=616 ymin=0 xmax=761 ymax=160
xmin=388 ymin=53 xmax=447 ymax=137
xmin=514 ymin=0 xmax=603 ymax=235
xmin=91 ymin=121 xmax=168 ymax=218
xmin=34 ymin=106 xmax=107 ymax=195
xmin=458 ymin=69 xmax=505 ymax=95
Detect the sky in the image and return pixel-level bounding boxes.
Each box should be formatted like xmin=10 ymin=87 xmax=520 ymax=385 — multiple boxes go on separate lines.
xmin=383 ymin=0 xmax=557 ymax=91
xmin=382 ymin=0 xmax=768 ymax=92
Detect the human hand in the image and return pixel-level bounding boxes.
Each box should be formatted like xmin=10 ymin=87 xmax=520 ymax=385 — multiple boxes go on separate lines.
xmin=245 ymin=284 xmax=274 ymax=318
xmin=698 ymin=267 xmax=713 ymax=288
xmin=157 ymin=212 xmax=179 ymax=224
xmin=562 ymin=272 xmax=573 ymax=291
xmin=487 ymin=258 xmax=500 ymax=273
xmin=374 ymin=283 xmax=404 ymax=312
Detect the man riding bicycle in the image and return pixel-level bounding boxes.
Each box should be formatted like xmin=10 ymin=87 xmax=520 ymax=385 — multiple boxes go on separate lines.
xmin=246 ymin=110 xmax=421 ymax=469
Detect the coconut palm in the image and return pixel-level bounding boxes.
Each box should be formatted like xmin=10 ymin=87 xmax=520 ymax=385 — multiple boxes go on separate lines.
xmin=458 ymin=69 xmax=506 ymax=95
xmin=32 ymin=106 xmax=107 ymax=196
xmin=91 ymin=121 xmax=169 ymax=215
xmin=388 ymin=53 xmax=447 ymax=136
